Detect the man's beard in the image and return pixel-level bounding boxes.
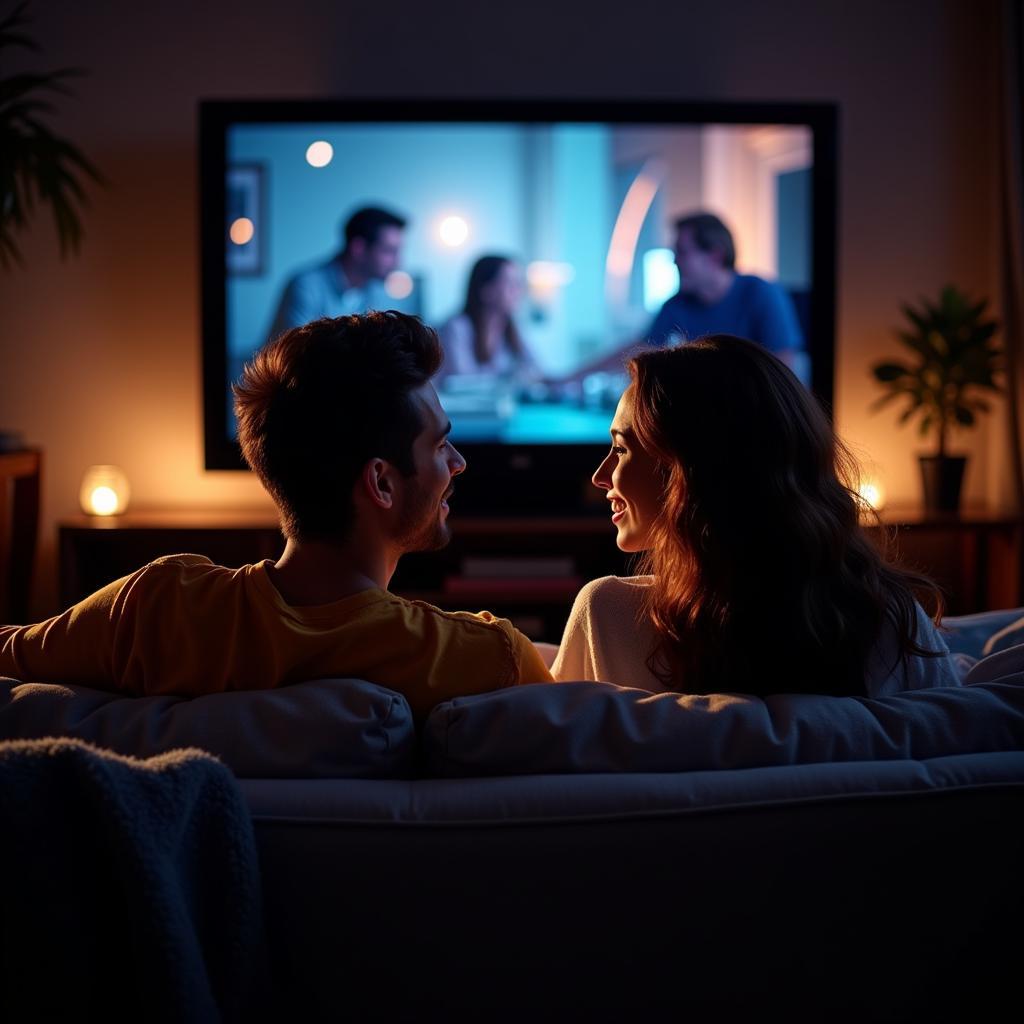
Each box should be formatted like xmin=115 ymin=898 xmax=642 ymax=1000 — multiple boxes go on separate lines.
xmin=395 ymin=485 xmax=451 ymax=553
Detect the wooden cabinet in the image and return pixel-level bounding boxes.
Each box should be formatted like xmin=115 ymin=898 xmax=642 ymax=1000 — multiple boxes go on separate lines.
xmin=871 ymin=506 xmax=1023 ymax=615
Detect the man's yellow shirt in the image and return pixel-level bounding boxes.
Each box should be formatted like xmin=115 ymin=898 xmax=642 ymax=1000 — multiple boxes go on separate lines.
xmin=0 ymin=554 xmax=553 ymax=720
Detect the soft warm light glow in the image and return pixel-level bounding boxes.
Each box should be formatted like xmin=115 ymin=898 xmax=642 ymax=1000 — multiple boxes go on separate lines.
xmin=229 ymin=217 xmax=254 ymax=245
xmin=89 ymin=486 xmax=118 ymax=516
xmin=384 ymin=270 xmax=414 ymax=299
xmin=305 ymin=140 xmax=334 ymax=168
xmin=79 ymin=465 xmax=130 ymax=517
xmin=438 ymin=215 xmax=469 ymax=247
xmin=857 ymin=479 xmax=886 ymax=512
xmin=525 ymin=260 xmax=576 ymax=298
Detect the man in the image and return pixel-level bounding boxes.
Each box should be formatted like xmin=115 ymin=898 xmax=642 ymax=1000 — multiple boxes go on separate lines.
xmin=647 ymin=212 xmax=806 ymax=377
xmin=0 ymin=313 xmax=552 ymax=720
xmin=267 ymin=206 xmax=408 ymax=340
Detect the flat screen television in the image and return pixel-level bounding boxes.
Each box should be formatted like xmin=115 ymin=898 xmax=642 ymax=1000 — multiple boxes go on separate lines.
xmin=200 ymin=99 xmax=837 ymax=516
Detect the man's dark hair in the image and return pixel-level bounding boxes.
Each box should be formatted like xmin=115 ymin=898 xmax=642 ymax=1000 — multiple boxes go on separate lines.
xmin=342 ymin=206 xmax=407 ymax=250
xmin=674 ymin=212 xmax=736 ymax=270
xmin=234 ymin=311 xmax=442 ymax=542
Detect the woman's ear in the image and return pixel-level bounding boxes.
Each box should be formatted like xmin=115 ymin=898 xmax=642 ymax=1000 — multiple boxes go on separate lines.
xmin=360 ymin=458 xmax=396 ymax=510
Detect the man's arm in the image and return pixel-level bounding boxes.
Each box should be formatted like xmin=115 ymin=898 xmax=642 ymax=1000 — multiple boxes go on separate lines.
xmin=556 ymin=301 xmax=678 ymax=383
xmin=754 ymin=281 xmax=804 ymax=354
xmin=751 ymin=281 xmax=810 ymax=385
xmin=512 ymin=629 xmax=555 ymax=685
xmin=0 ymin=573 xmax=136 ymax=689
xmin=532 ymin=641 xmax=559 ymax=671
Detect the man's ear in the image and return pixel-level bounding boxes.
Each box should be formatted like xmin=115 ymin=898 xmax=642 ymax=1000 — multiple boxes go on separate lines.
xmin=359 ymin=458 xmax=397 ymax=510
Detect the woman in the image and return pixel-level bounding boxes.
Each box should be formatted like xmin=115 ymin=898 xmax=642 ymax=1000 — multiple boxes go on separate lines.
xmin=438 ymin=255 xmax=538 ymax=382
xmin=551 ymin=335 xmax=960 ymax=698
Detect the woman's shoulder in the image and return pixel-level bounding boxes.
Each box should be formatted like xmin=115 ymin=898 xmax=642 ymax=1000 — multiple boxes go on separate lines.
xmin=573 ymin=575 xmax=653 ymax=613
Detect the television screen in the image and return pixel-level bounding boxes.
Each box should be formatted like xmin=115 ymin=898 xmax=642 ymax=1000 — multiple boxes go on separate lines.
xmin=202 ymin=100 xmax=836 ymax=511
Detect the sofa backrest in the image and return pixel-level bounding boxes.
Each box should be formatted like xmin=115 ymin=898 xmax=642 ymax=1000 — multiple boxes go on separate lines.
xmin=0 ymin=677 xmax=417 ymax=779
xmin=423 ymin=672 xmax=1024 ymax=777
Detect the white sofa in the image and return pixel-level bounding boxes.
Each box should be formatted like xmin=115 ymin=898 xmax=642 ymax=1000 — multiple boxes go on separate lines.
xmin=3 ymin=610 xmax=1024 ymax=1022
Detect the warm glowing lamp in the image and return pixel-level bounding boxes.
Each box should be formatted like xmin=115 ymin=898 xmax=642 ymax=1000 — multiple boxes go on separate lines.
xmin=80 ymin=465 xmax=130 ymax=517
xmin=305 ymin=140 xmax=334 ymax=167
xmin=857 ymin=478 xmax=886 ymax=514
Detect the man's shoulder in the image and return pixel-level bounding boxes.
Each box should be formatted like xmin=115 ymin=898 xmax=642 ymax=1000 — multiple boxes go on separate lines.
xmin=734 ymin=273 xmax=785 ymax=300
xmin=390 ymin=593 xmax=518 ymax=640
xmin=657 ymin=293 xmax=689 ymax=315
xmin=133 ymin=554 xmax=235 ymax=588
xmin=285 ymin=259 xmax=336 ymax=291
xmin=148 ymin=553 xmax=216 ymax=569
xmin=376 ymin=594 xmax=528 ymax=686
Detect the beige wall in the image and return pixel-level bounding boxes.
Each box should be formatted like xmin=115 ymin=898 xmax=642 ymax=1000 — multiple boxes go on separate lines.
xmin=0 ymin=0 xmax=1005 ymax=617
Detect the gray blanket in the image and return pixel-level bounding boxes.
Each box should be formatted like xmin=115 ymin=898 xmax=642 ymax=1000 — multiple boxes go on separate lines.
xmin=0 ymin=738 xmax=267 ymax=1023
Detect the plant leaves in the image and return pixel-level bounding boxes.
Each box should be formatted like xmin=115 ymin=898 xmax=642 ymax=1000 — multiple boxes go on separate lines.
xmin=0 ymin=14 xmax=102 ymax=268
xmin=873 ymin=362 xmax=910 ymax=382
xmin=0 ymin=3 xmax=37 ymax=53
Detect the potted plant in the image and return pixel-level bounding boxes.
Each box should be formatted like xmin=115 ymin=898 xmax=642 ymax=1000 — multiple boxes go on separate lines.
xmin=0 ymin=0 xmax=102 ymax=269
xmin=871 ymin=284 xmax=1003 ymax=513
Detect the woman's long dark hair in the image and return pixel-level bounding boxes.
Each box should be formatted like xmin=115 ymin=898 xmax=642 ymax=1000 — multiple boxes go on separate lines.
xmin=463 ymin=255 xmax=525 ymax=366
xmin=629 ymin=335 xmax=944 ymax=697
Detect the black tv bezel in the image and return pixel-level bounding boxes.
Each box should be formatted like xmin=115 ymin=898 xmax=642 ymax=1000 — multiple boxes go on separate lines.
xmin=200 ymin=98 xmax=838 ymax=514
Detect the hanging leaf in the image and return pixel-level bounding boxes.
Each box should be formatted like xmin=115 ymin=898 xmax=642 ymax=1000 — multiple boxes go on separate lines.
xmin=872 ymin=362 xmax=910 ymax=382
xmin=0 ymin=1 xmax=103 ymax=270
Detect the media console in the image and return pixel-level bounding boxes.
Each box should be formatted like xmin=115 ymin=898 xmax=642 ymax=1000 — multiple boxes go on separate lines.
xmin=57 ymin=506 xmax=1020 ymax=641
xmin=57 ymin=511 xmax=631 ymax=641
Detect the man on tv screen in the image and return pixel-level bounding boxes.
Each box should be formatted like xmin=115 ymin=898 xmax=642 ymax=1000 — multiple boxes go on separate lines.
xmin=647 ymin=211 xmax=806 ymax=379
xmin=267 ymin=205 xmax=408 ymax=341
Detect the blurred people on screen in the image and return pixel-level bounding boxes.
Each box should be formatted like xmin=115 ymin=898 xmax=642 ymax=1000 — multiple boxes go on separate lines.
xmin=268 ymin=206 xmax=408 ymax=340
xmin=647 ymin=212 xmax=806 ymax=379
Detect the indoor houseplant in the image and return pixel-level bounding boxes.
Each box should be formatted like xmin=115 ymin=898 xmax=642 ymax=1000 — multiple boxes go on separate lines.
xmin=871 ymin=284 xmax=1002 ymax=513
xmin=0 ymin=1 xmax=102 ymax=269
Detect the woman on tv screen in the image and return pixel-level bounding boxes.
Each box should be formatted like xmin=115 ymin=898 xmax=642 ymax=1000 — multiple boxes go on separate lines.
xmin=437 ymin=254 xmax=540 ymax=386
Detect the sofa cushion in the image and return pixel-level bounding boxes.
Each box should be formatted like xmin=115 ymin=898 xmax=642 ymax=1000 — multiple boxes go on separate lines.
xmin=941 ymin=607 xmax=1024 ymax=660
xmin=423 ymin=663 xmax=1024 ymax=778
xmin=981 ymin=615 xmax=1024 ymax=657
xmin=0 ymin=677 xmax=416 ymax=779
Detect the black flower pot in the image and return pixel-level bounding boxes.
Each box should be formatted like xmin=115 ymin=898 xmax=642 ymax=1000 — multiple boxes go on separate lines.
xmin=918 ymin=455 xmax=967 ymax=513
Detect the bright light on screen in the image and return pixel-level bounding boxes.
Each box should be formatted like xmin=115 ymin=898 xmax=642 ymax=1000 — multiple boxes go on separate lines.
xmin=643 ymin=248 xmax=678 ymax=312
xmin=385 ymin=270 xmax=414 ymax=299
xmin=229 ymin=217 xmax=255 ymax=245
xmin=438 ymin=215 xmax=469 ymax=247
xmin=305 ymin=140 xmax=334 ymax=167
xmin=225 ymin=120 xmax=813 ymax=445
